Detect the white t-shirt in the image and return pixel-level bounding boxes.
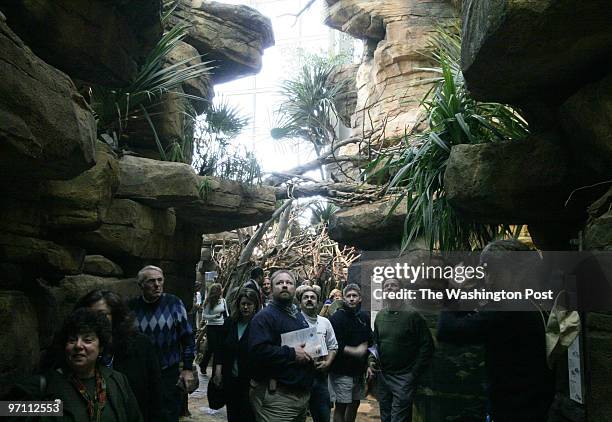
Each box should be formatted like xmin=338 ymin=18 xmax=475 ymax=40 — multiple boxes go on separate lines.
xmin=202 ymin=298 xmax=228 ymax=326
xmin=302 ymin=312 xmax=339 ymax=352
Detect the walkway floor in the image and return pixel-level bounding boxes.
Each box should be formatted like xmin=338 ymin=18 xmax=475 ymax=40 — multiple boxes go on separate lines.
xmin=181 ymin=372 xmax=381 ymax=421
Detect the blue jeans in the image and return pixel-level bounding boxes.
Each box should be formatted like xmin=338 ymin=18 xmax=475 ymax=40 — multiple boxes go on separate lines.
xmin=309 ymin=374 xmax=331 ymax=422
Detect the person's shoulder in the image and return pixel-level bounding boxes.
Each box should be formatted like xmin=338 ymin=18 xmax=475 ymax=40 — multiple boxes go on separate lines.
xmin=164 ymin=293 xmax=186 ymax=307
xmin=101 ymin=366 xmax=130 ymax=385
xmin=127 ymin=296 xmax=143 ymax=308
xmin=317 ymin=315 xmax=331 ymax=325
xmin=251 ymin=305 xmax=275 ymax=323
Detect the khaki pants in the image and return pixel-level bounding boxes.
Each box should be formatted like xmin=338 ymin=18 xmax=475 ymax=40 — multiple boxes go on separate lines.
xmin=249 ymin=380 xmax=310 ymax=422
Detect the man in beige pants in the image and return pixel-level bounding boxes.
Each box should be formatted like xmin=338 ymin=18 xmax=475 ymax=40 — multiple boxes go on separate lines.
xmin=248 ymin=270 xmax=316 ymax=421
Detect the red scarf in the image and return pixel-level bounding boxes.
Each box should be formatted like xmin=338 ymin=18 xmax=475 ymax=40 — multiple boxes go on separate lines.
xmin=69 ymin=368 xmax=107 ymax=422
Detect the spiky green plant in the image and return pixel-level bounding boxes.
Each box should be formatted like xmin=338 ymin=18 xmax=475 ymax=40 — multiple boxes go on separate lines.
xmin=271 ymin=54 xmax=349 ymax=160
xmin=310 ymin=201 xmax=339 ymax=226
xmin=90 ymin=9 xmax=212 ymax=158
xmin=365 ymin=24 xmax=528 ymax=251
xmin=192 ymin=99 xmax=261 ymax=184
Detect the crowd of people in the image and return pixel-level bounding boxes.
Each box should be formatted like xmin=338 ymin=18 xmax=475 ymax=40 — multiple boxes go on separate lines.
xmin=9 ymin=239 xmax=557 ymax=422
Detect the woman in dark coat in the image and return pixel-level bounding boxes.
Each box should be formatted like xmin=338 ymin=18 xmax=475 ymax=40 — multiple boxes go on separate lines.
xmin=74 ymin=290 xmax=162 ymax=422
xmin=212 ymin=288 xmax=260 ymax=422
xmin=12 ymin=308 xmax=142 ymax=422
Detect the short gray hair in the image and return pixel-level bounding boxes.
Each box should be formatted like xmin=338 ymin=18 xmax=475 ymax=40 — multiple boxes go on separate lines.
xmin=343 ymin=283 xmax=361 ymax=297
xmin=137 ymin=265 xmax=164 ymax=283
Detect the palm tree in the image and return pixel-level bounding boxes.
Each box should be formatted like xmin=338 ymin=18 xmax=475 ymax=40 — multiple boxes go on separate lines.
xmin=270 ymin=55 xmax=348 ymax=179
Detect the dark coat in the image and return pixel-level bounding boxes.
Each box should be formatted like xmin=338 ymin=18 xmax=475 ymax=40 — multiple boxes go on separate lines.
xmin=113 ymin=333 xmax=162 ymax=422
xmin=247 ymin=303 xmax=315 ymax=389
xmin=214 ymin=318 xmax=251 ymax=381
xmin=11 ymin=365 xmax=143 ymax=422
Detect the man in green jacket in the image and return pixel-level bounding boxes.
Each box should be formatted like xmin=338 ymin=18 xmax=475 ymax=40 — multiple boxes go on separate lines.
xmin=368 ymin=278 xmax=434 ymax=422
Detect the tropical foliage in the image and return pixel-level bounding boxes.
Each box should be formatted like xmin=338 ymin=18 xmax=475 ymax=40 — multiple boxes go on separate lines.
xmin=365 ymin=24 xmax=529 ymax=251
xmin=309 ymin=201 xmax=339 ymax=226
xmin=192 ymin=99 xmax=262 ymax=184
xmin=90 ymin=7 xmax=211 ymax=162
xmin=270 ymin=53 xmax=349 ymax=163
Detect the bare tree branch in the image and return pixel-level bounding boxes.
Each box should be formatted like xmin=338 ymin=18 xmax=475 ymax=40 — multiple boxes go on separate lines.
xmin=274 ymin=182 xmax=387 ymax=205
xmin=277 ymin=0 xmax=318 ymax=26
xmin=266 ymin=154 xmax=368 ymax=186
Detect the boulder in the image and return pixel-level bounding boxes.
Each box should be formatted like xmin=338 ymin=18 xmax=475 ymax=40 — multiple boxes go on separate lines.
xmin=83 ymin=255 xmax=124 ymax=277
xmin=328 ymin=63 xmax=359 ymax=128
xmin=444 ymin=135 xmax=579 ymax=224
xmin=176 ymin=178 xmax=276 ymax=233
xmin=0 ymin=199 xmax=43 ymax=237
xmin=123 ymin=87 xmax=191 ymax=155
xmin=116 ymin=155 xmax=201 ymax=208
xmin=0 ymin=291 xmax=39 ymax=396
xmin=164 ymin=40 xmax=213 ymax=114
xmin=171 ymin=0 xmax=274 ymax=83
xmin=0 ymin=17 xmax=96 ymax=182
xmin=328 ymin=200 xmax=407 ymax=249
xmin=461 ymin=0 xmax=612 ymax=103
xmin=0 ymin=233 xmax=84 ymax=277
xmin=72 ymin=199 xmax=180 ymax=261
xmin=0 ymin=0 xmax=162 ymax=87
xmin=327 ymin=1 xmax=455 ymax=139
xmin=43 ymin=142 xmax=120 ymax=231
xmin=323 ymin=0 xmax=385 ymax=41
xmin=560 ymin=72 xmax=612 ymax=178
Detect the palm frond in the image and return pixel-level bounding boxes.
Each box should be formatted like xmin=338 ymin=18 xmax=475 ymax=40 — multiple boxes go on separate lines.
xmin=365 ymin=22 xmax=529 ymax=251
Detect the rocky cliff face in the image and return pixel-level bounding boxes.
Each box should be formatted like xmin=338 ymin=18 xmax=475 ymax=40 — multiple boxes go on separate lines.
xmin=325 ymin=0 xmax=455 ymax=138
xmin=323 ymin=0 xmax=456 ymax=248
xmin=0 ymin=1 xmax=275 ymax=393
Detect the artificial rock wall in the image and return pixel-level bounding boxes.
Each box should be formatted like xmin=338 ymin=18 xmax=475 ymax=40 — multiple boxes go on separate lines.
xmin=326 ymin=0 xmax=612 ymax=420
xmin=0 ymin=0 xmax=275 ymax=394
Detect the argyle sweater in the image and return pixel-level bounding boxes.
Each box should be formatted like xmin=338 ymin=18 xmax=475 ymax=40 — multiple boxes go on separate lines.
xmin=129 ymin=293 xmax=195 ymax=370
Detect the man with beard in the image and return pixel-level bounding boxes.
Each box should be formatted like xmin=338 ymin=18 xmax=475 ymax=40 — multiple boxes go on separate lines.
xmin=329 ymin=284 xmax=372 ymax=422
xmin=299 ymin=285 xmax=338 ymax=422
xmin=129 ymin=265 xmax=195 ymax=422
xmin=248 ymin=270 xmax=316 ymax=421
xmin=368 ymin=278 xmax=434 ymax=422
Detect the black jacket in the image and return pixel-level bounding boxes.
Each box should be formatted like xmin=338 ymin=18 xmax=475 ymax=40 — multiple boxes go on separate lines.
xmin=113 ymin=333 xmax=162 ymax=422
xmin=214 ymin=318 xmax=251 ymax=380
xmin=329 ymin=303 xmax=372 ymax=377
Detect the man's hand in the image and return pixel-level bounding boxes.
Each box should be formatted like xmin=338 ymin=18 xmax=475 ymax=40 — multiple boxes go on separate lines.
xmin=294 ymin=343 xmax=312 ymax=364
xmin=180 ymin=369 xmax=196 ymax=393
xmin=366 ymin=366 xmax=376 ymax=381
xmin=212 ymin=366 xmax=222 ymax=387
xmin=315 ymin=359 xmax=331 ymax=372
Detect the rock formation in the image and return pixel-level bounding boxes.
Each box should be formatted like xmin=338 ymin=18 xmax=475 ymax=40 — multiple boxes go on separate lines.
xmin=170 ymin=0 xmax=275 ymax=83
xmin=325 ymin=0 xmax=612 ymax=419
xmin=0 ymin=0 xmax=275 ymax=390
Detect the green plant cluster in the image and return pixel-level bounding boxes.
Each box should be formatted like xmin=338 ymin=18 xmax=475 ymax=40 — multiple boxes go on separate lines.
xmin=192 ymin=99 xmax=262 ymax=185
xmin=271 ymin=52 xmax=350 ymax=161
xmin=90 ymin=5 xmax=211 ymax=162
xmin=365 ymin=24 xmax=529 ymax=251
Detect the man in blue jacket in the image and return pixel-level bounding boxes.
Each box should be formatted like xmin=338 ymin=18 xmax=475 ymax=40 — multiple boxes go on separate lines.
xmin=248 ymin=269 xmax=316 ymax=421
